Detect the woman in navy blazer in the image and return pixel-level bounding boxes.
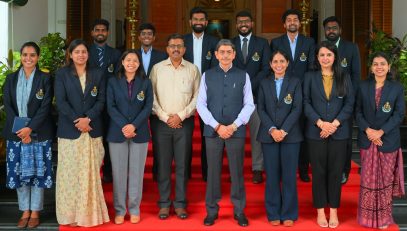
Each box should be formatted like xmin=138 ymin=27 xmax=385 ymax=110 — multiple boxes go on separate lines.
xmin=257 ymin=50 xmax=303 ymax=226
xmin=356 ymin=52 xmax=405 ymax=229
xmin=54 ymin=39 xmax=109 ymax=227
xmin=106 ymin=50 xmax=153 ymax=224
xmin=3 ymin=42 xmax=54 ymax=228
xmin=303 ymin=41 xmax=354 ymax=228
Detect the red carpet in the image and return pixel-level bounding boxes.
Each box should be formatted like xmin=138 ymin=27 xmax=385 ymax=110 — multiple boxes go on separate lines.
xmin=60 ymin=116 xmax=400 ymax=230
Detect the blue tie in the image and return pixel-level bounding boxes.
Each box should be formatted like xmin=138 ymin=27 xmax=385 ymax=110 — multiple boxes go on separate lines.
xmin=97 ymin=47 xmax=104 ymax=67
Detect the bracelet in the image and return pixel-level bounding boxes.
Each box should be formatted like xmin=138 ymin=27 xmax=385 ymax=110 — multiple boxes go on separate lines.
xmin=215 ymin=124 xmax=221 ymax=132
xmin=231 ymin=123 xmax=238 ymax=132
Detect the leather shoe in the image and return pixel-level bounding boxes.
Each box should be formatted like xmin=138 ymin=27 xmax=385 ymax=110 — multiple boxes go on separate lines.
xmin=130 ymin=214 xmax=140 ymax=224
xmin=158 ymin=208 xmax=170 ymax=220
xmin=17 ymin=218 xmax=29 ymax=228
xmin=252 ymin=170 xmax=263 ymax=184
xmin=114 ymin=215 xmax=124 ymax=224
xmin=269 ymin=220 xmax=280 ymax=226
xmin=102 ymin=174 xmax=113 ymax=183
xmin=234 ymin=213 xmax=249 ymax=227
xmin=299 ymin=173 xmax=311 ymax=182
xmin=341 ymin=173 xmax=348 ymax=184
xmin=174 ymin=208 xmax=188 ymax=219
xmin=203 ymin=214 xmax=218 ymax=226
xmin=27 ymin=217 xmax=40 ymax=228
xmin=283 ymin=220 xmax=294 ymax=227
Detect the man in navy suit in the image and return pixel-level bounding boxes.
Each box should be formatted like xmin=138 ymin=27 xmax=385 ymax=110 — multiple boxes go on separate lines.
xmin=270 ymin=9 xmax=315 ymax=182
xmin=184 ymin=7 xmax=219 ymax=181
xmin=323 ymin=16 xmax=361 ymax=184
xmin=231 ymin=10 xmax=271 ymax=184
xmin=89 ymin=18 xmax=122 ymax=183
xmin=136 ymin=22 xmax=168 ymax=181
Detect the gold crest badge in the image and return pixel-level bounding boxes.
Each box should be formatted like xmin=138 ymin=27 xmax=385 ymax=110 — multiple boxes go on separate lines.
xmin=341 ymin=58 xmax=348 ymax=67
xmin=299 ymin=52 xmax=307 ymax=62
xmin=36 ymin=89 xmax=44 ymax=99
xmin=382 ymin=102 xmax=391 ymax=113
xmin=137 ymin=91 xmax=145 ymax=101
xmin=284 ymin=93 xmax=293 ymax=104
xmin=252 ymin=52 xmax=260 ymax=62
xmin=91 ymin=86 xmax=98 ymax=97
xmin=205 ymin=51 xmax=212 ymax=60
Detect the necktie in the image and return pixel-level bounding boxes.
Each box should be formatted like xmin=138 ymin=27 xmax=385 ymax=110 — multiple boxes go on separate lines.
xmin=242 ymin=37 xmax=248 ymax=64
xmin=97 ymin=47 xmax=104 ymax=67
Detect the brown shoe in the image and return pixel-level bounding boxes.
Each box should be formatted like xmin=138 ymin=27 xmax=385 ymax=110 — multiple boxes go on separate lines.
xmin=269 ymin=220 xmax=280 ymax=226
xmin=174 ymin=208 xmax=188 ymax=219
xmin=283 ymin=220 xmax=294 ymax=227
xmin=130 ymin=214 xmax=140 ymax=224
xmin=158 ymin=208 xmax=170 ymax=220
xmin=114 ymin=215 xmax=125 ymax=225
xmin=17 ymin=218 xmax=29 ymax=228
xmin=27 ymin=217 xmax=40 ymax=228
xmin=252 ymin=170 xmax=263 ymax=184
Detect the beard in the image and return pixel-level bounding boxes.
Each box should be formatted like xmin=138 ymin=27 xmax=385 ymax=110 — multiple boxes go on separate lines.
xmin=326 ymin=33 xmax=339 ymax=42
xmin=287 ymin=25 xmax=298 ymax=33
xmin=192 ymin=24 xmax=206 ymax=33
xmin=238 ymin=27 xmax=252 ymax=37
xmin=94 ymin=35 xmax=107 ymax=44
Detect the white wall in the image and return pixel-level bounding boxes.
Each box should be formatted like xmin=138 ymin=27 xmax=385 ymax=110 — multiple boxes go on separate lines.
xmin=101 ymin=0 xmax=116 ymax=47
xmin=48 ymin=0 xmax=67 ymax=38
xmin=0 ymin=2 xmax=8 ymax=62
xmin=9 ymin=0 xmax=48 ymax=51
xmin=313 ymin=0 xmax=335 ymax=42
xmin=392 ymin=0 xmax=407 ymax=40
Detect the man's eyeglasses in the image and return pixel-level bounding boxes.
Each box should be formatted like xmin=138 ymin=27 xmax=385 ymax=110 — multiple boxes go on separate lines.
xmin=168 ymin=44 xmax=184 ymax=49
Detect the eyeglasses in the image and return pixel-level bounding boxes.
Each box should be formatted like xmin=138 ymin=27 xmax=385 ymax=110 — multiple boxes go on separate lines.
xmin=237 ymin=19 xmax=252 ymax=25
xmin=168 ymin=44 xmax=184 ymax=49
xmin=325 ymin=26 xmax=339 ymax=31
xmin=140 ymin=31 xmax=154 ymax=36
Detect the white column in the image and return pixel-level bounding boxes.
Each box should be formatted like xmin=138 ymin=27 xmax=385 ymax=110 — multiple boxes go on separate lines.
xmin=101 ymin=0 xmax=116 ymax=47
xmin=0 ymin=2 xmax=8 ymax=62
xmin=393 ymin=0 xmax=407 ymax=40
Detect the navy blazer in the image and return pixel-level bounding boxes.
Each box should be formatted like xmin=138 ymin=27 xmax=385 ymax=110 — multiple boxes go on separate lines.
xmin=136 ymin=48 xmax=167 ymax=77
xmin=89 ymin=43 xmax=121 ymax=75
xmin=2 ymin=69 xmax=55 ymax=141
xmin=231 ymin=35 xmax=271 ymax=103
xmin=54 ymin=66 xmax=106 ymax=139
xmin=257 ymin=75 xmax=303 ymax=143
xmin=184 ymin=33 xmax=219 ymax=74
xmin=303 ymin=71 xmax=355 ymax=140
xmin=106 ymin=76 xmax=153 ymax=143
xmin=336 ymin=38 xmax=361 ymax=92
xmin=270 ymin=34 xmax=315 ymax=82
xmin=356 ymin=79 xmax=405 ymax=152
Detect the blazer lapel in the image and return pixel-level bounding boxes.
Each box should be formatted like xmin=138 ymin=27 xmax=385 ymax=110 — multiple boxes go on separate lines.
xmin=278 ymin=77 xmax=290 ymax=105
xmin=294 ymin=35 xmax=304 ymax=63
xmin=377 ymin=81 xmax=391 ymax=113
xmin=282 ymin=36 xmax=294 ymax=63
xmin=269 ymin=76 xmax=278 ymax=103
xmin=234 ymin=37 xmax=245 ymax=65
xmin=201 ymin=35 xmax=209 ymax=66
xmin=247 ymin=36 xmax=255 ymax=63
xmin=315 ymin=72 xmax=326 ymax=100
xmin=119 ymin=77 xmax=129 ymax=100
xmin=131 ymin=77 xmax=142 ymax=101
xmin=82 ymin=74 xmax=92 ymax=98
xmin=368 ymin=80 xmax=376 ymax=111
xmin=27 ymin=70 xmax=41 ymax=105
xmin=11 ymin=72 xmax=19 ymax=111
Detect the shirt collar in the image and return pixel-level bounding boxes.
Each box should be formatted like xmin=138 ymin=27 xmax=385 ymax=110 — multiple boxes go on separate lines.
xmin=335 ymin=37 xmax=341 ymax=47
xmin=141 ymin=46 xmax=153 ymax=54
xmin=286 ymin=33 xmax=298 ymax=43
xmin=239 ymin=33 xmax=252 ymax=42
xmin=164 ymin=57 xmax=186 ymax=67
xmin=218 ymin=63 xmax=233 ymax=73
xmin=193 ymin=32 xmax=204 ymax=40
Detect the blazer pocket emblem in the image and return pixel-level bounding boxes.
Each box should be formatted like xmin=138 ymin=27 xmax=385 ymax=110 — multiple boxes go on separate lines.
xmin=252 ymin=52 xmax=260 ymax=62
xmin=91 ymin=86 xmax=98 ymax=97
xmin=137 ymin=91 xmax=145 ymax=101
xmin=341 ymin=58 xmax=348 ymax=67
xmin=284 ymin=93 xmax=293 ymax=104
xmin=299 ymin=52 xmax=307 ymax=62
xmin=35 ymin=89 xmax=44 ymax=100
xmin=382 ymin=102 xmax=391 ymax=113
xmin=205 ymin=51 xmax=212 ymax=60
xmin=108 ymin=63 xmax=114 ymax=73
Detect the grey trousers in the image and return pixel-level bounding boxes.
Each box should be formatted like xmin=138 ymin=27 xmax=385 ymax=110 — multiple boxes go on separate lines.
xmin=248 ymin=106 xmax=263 ymax=171
xmin=205 ymin=137 xmax=246 ymax=216
xmin=109 ymin=140 xmax=148 ymax=216
xmin=156 ymin=117 xmax=194 ymax=209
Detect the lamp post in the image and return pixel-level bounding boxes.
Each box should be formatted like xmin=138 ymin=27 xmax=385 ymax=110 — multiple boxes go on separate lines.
xmin=126 ymin=0 xmax=139 ymax=49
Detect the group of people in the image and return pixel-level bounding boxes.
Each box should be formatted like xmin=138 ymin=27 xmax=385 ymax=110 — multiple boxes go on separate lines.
xmin=3 ymin=7 xmax=405 ymax=230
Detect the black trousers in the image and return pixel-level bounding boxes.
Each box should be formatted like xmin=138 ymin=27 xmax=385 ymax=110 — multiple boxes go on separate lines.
xmin=342 ymin=120 xmax=354 ymax=177
xmin=298 ymin=114 xmax=309 ymax=175
xmin=155 ymin=117 xmax=194 ymax=209
xmin=307 ymin=138 xmax=347 ymax=208
xmin=150 ymin=115 xmax=159 ymax=178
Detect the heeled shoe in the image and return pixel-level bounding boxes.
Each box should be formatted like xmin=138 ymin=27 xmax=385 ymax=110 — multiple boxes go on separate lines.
xmin=17 ymin=218 xmax=29 ymax=228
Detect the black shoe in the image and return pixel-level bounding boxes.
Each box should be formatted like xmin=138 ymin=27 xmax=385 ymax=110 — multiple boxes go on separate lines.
xmin=102 ymin=174 xmax=113 ymax=183
xmin=341 ymin=173 xmax=349 ymax=184
xmin=174 ymin=208 xmax=188 ymax=219
xmin=299 ymin=173 xmax=311 ymax=182
xmin=203 ymin=214 xmax=218 ymax=226
xmin=252 ymin=170 xmax=263 ymax=184
xmin=158 ymin=208 xmax=170 ymax=220
xmin=234 ymin=213 xmax=249 ymax=227
xmin=153 ymin=174 xmax=157 ymax=182
xmin=202 ymin=175 xmax=207 ymax=182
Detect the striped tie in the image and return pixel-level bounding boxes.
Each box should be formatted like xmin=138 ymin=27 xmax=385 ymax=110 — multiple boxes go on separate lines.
xmin=97 ymin=47 xmax=104 ymax=67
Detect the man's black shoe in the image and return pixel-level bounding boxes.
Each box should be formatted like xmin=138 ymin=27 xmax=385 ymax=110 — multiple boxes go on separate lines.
xmin=234 ymin=213 xmax=249 ymax=227
xmin=299 ymin=173 xmax=311 ymax=182
xmin=341 ymin=173 xmax=349 ymax=184
xmin=102 ymin=174 xmax=113 ymax=183
xmin=203 ymin=214 xmax=218 ymax=226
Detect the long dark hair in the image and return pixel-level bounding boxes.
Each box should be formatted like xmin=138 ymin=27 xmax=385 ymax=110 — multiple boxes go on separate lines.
xmin=315 ymin=41 xmax=348 ymax=97
xmin=116 ymin=49 xmax=146 ymax=79
xmin=65 ymin=39 xmax=90 ymax=79
xmin=368 ymin=51 xmax=395 ymax=81
xmin=19 ymin=41 xmax=41 ymax=69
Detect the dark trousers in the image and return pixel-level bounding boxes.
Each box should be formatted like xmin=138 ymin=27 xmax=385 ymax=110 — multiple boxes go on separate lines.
xmin=298 ymin=114 xmax=309 ymax=175
xmin=150 ymin=115 xmax=159 ymax=178
xmin=156 ymin=117 xmax=194 ymax=209
xmin=262 ymin=142 xmax=300 ymax=221
xmin=307 ymin=138 xmax=347 ymax=208
xmin=187 ymin=117 xmax=207 ymax=179
xmin=205 ymin=137 xmax=246 ymax=216
xmin=343 ymin=120 xmax=354 ymax=177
